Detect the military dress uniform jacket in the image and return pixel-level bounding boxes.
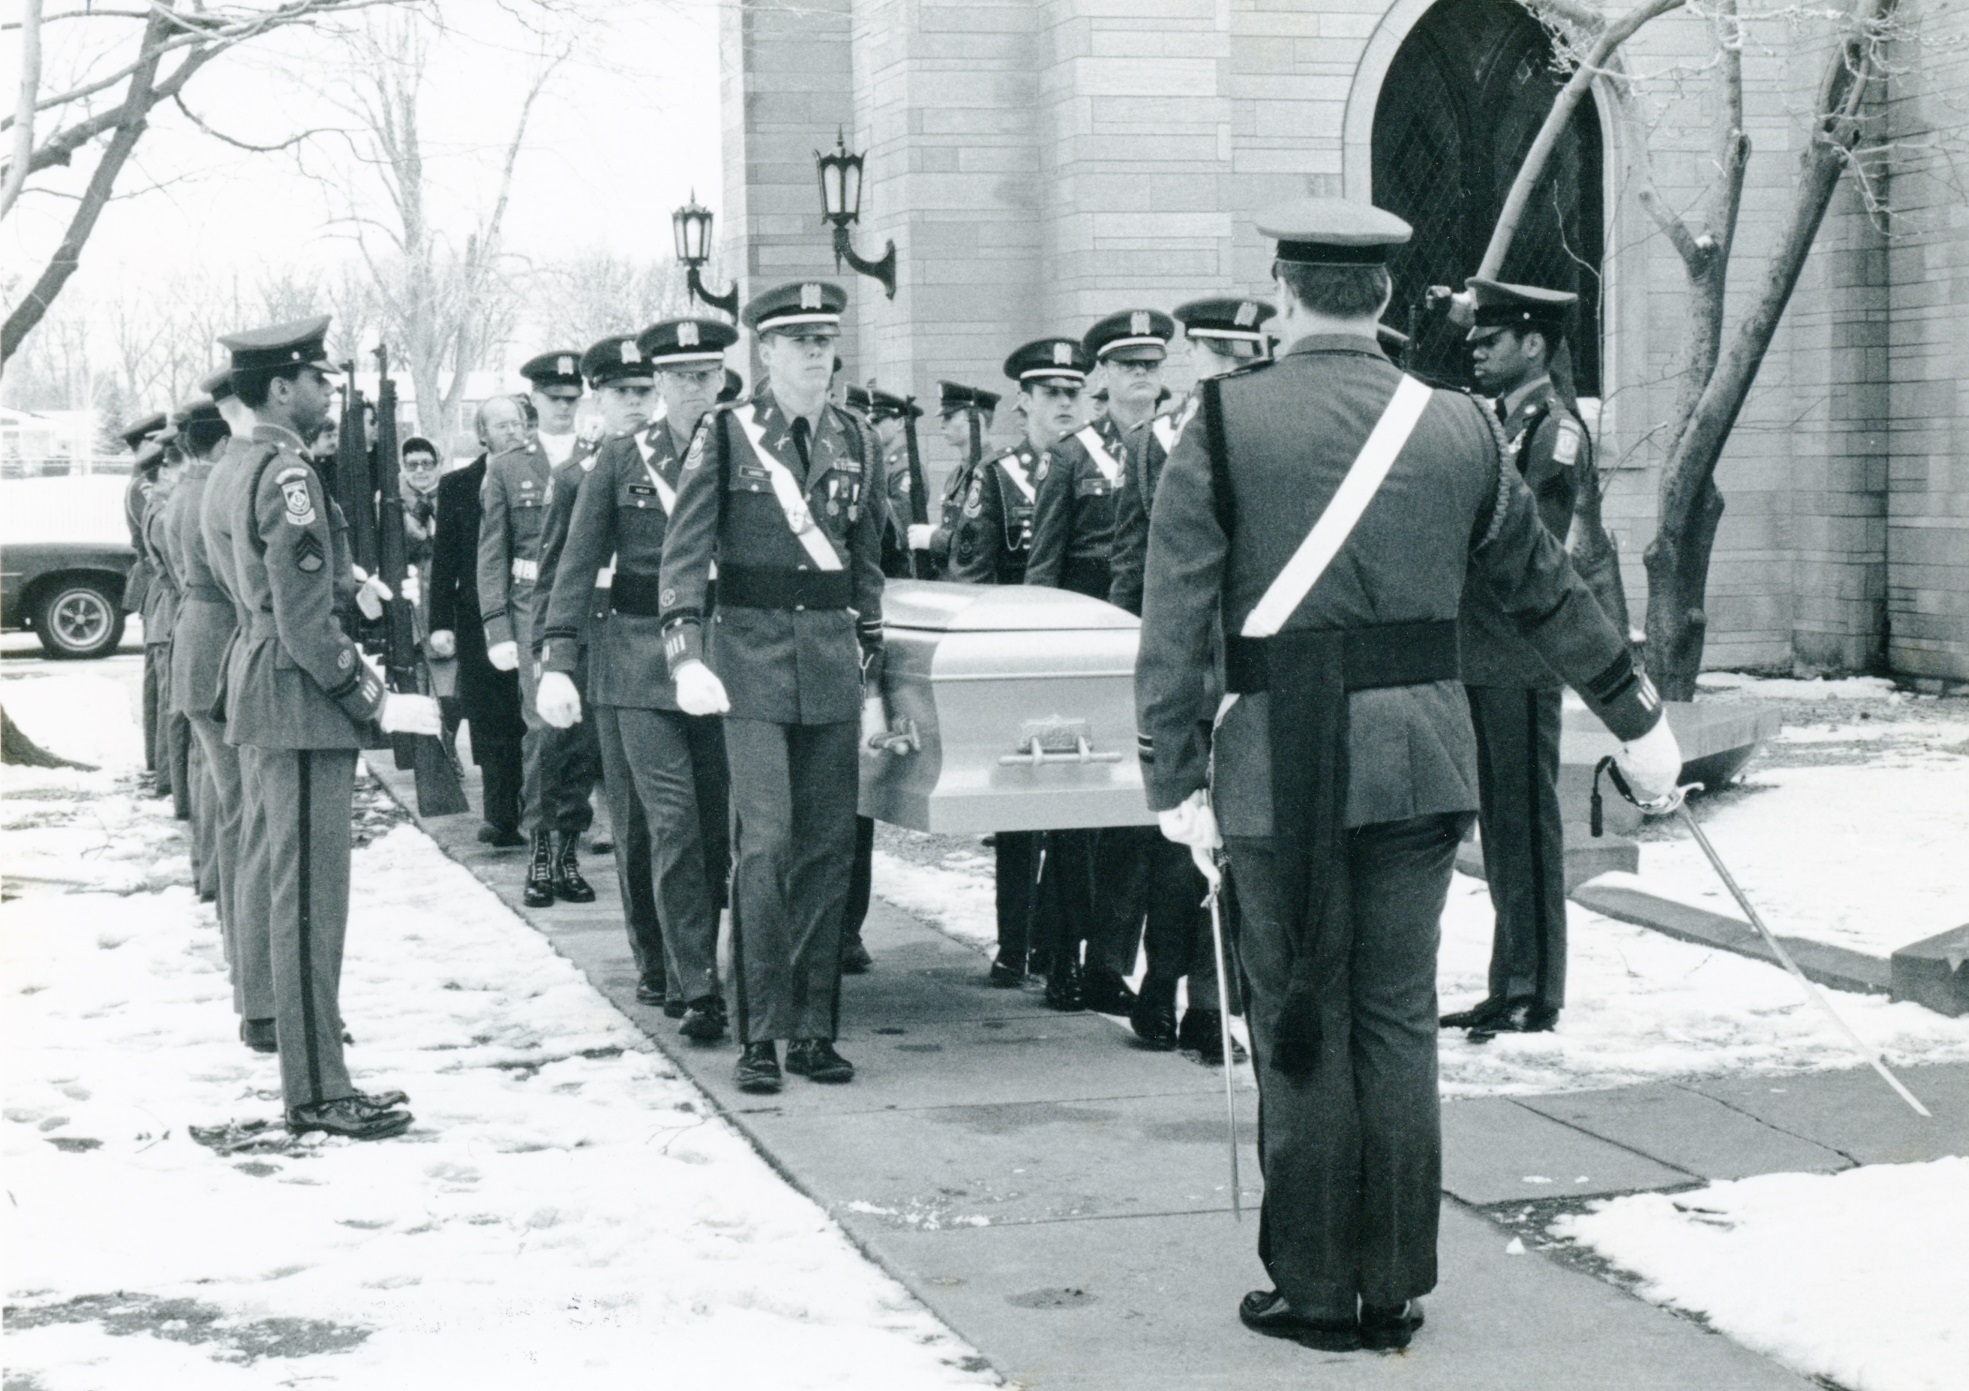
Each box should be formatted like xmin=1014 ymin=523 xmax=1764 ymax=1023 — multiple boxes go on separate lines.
xmin=1459 ymin=379 xmax=1588 ymax=689
xmin=1109 ymin=400 xmax=1196 ymax=617
xmin=1136 ymin=335 xmax=1656 ymax=840
xmin=141 ymin=477 xmax=181 ymax=645
xmin=926 ymin=453 xmax=979 ymax=579
xmin=658 ymin=390 xmax=886 ymax=725
xmin=476 ymin=440 xmax=554 ymax=652
xmin=528 ymin=437 xmax=609 ymax=661
xmin=224 ymin=425 xmax=385 ymax=749
xmin=946 ymin=444 xmax=1039 ymax=585
xmin=1025 ymin=415 xmax=1128 ymax=596
xmin=163 ymin=462 xmax=236 ymax=716
xmin=122 ymin=470 xmax=154 ymax=615
xmin=542 ymin=422 xmax=688 ymax=711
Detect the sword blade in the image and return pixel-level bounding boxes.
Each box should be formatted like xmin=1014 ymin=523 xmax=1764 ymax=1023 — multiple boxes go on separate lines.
xmin=1676 ymin=805 xmax=1930 ymax=1118
xmin=1194 ymin=844 xmax=1243 ymax=1221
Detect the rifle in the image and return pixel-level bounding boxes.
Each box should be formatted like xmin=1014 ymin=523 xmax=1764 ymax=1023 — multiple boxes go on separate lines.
xmin=333 ymin=364 xmax=379 ymax=577
xmin=900 ymin=399 xmax=929 ymax=578
xmin=371 ymin=345 xmax=469 ymax=817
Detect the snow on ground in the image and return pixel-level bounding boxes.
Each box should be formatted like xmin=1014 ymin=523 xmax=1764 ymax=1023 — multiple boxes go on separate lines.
xmin=3 ymin=665 xmax=993 ymax=1389
xmin=875 ymin=829 xmax=1969 ymax=1098
xmin=1553 ymin=1158 xmax=1969 ymax=1391
xmin=1622 ymin=678 xmax=1969 ymax=959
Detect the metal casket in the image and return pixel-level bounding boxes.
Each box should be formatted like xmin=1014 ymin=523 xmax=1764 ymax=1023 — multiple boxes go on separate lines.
xmin=859 ymin=580 xmax=1155 ymax=834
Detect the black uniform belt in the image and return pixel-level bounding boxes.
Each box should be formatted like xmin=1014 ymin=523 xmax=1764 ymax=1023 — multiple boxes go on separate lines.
xmin=1224 ymin=619 xmax=1458 ymax=694
xmin=184 ymin=582 xmax=228 ymax=604
xmin=718 ymin=564 xmax=850 ymax=611
xmin=610 ymin=570 xmax=664 ymax=616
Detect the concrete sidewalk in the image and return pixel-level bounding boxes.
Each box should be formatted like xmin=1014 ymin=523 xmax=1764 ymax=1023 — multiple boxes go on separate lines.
xmin=370 ymin=757 xmax=1965 ymax=1389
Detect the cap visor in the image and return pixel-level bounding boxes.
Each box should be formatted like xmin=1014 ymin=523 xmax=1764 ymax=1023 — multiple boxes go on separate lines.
xmin=1101 ymin=343 xmax=1166 ymax=363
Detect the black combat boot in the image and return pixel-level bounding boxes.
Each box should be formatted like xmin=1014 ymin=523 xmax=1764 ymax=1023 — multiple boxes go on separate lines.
xmin=1178 ymin=1007 xmax=1247 ymax=1064
xmin=553 ymin=835 xmax=596 ymax=903
xmin=679 ymin=995 xmax=728 ymax=1043
xmin=1129 ymin=976 xmax=1180 ymax=1050
xmin=1082 ymin=967 xmax=1139 ymax=1016
xmin=523 ymin=830 xmax=555 ymax=907
xmin=1043 ymin=958 xmax=1085 ymax=1012
xmin=735 ymin=1041 xmax=782 ymax=1093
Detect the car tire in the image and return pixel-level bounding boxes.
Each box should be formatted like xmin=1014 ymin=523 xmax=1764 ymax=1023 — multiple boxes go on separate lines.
xmin=34 ymin=579 xmax=126 ymax=660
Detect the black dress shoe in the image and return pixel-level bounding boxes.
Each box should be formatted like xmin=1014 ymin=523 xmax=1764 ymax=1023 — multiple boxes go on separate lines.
xmin=478 ymin=822 xmax=525 ymax=847
xmin=1130 ymin=994 xmax=1179 ymax=1051
xmin=523 ymin=831 xmax=555 ymax=907
xmin=1237 ymin=1290 xmax=1361 ymax=1352
xmin=635 ymin=972 xmax=667 ymax=1007
xmin=1043 ymin=960 xmax=1085 ymax=1012
xmin=589 ymin=834 xmax=613 ymax=856
xmin=1439 ymin=996 xmax=1507 ymax=1030
xmin=988 ymin=953 xmax=1025 ymax=988
xmin=1468 ymin=1000 xmax=1559 ymax=1042
xmin=552 ymin=837 xmax=596 ymax=903
xmin=839 ymin=937 xmax=873 ymax=974
xmin=1178 ymin=1008 xmax=1248 ymax=1064
xmin=240 ymin=1017 xmax=278 ymax=1053
xmin=785 ymin=1038 xmax=855 ymax=1083
xmin=679 ymin=996 xmax=729 ymax=1042
xmin=1359 ymin=1299 xmax=1424 ymax=1351
xmin=1082 ymin=969 xmax=1139 ymax=1016
xmin=735 ymin=1041 xmax=782 ymax=1093
xmin=287 ymin=1096 xmax=412 ymax=1140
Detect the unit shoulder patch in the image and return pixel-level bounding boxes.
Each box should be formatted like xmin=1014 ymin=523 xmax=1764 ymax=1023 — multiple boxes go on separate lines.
xmin=1552 ymin=420 xmax=1582 ymax=466
xmin=280 ymin=477 xmax=318 ymax=527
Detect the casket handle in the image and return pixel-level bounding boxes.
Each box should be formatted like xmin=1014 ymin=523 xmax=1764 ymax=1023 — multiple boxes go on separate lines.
xmin=871 ymin=717 xmax=920 ymax=756
xmin=1001 ymin=735 xmax=1124 ymax=767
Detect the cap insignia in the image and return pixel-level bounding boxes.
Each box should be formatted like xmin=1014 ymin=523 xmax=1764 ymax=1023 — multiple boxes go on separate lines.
xmin=677 ymin=322 xmax=700 ymax=347
xmin=558 ymin=356 xmax=574 ymax=375
xmin=1234 ymin=301 xmax=1258 ymax=327
xmin=800 ymin=284 xmax=824 ymax=310
xmin=620 ymin=341 xmax=640 ymax=364
xmin=1052 ymin=342 xmax=1072 ymax=365
xmin=1130 ymin=311 xmax=1150 ymax=337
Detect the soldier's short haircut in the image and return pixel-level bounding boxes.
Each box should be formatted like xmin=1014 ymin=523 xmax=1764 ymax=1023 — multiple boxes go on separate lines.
xmin=184 ymin=416 xmax=231 ymax=457
xmin=513 ymin=393 xmax=539 ymax=428
xmin=231 ymin=363 xmax=306 ymax=409
xmin=1276 ymin=262 xmax=1392 ymax=321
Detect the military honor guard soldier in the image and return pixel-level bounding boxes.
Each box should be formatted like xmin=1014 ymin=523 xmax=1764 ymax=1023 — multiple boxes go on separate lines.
xmin=216 ymin=316 xmax=439 ymax=1140
xmin=478 ymin=351 xmax=603 ymax=908
xmin=536 ymin=319 xmax=736 ymax=1042
xmin=1439 ymin=278 xmax=1596 ymax=1041
xmin=919 ymin=382 xmax=996 ymax=577
xmin=1137 ymin=199 xmax=1683 ymax=1350
xmin=1024 ymin=308 xmax=1176 ymax=1020
xmin=658 ymin=280 xmax=889 ymax=1094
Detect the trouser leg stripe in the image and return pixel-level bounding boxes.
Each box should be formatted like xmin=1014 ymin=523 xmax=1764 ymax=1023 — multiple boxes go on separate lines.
xmin=1525 ymin=692 xmax=1549 ymax=999
xmin=298 ymin=752 xmax=322 ymax=1106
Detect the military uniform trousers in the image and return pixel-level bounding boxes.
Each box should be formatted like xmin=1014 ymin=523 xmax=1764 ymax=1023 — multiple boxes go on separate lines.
xmin=1097 ymin=828 xmax=1223 ymax=1004
xmin=187 ymin=735 xmax=216 ymax=895
xmin=1466 ymin=685 xmax=1567 ymax=1011
xmin=594 ymin=703 xmax=729 ymax=1007
xmin=515 ymin=587 xmax=598 ymax=839
xmin=186 ymin=713 xmax=256 ymax=1003
xmin=1227 ymin=811 xmax=1470 ymax=1316
xmin=141 ymin=643 xmax=162 ymax=773
xmin=240 ymin=745 xmax=360 ymax=1108
xmin=724 ymin=717 xmax=858 ymax=1044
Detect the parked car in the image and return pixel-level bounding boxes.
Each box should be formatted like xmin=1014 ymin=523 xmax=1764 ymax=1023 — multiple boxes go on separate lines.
xmin=1 ymin=475 xmax=137 ymax=659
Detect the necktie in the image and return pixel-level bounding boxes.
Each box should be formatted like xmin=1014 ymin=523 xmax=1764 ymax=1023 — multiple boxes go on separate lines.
xmin=791 ymin=416 xmax=814 ymax=478
xmin=1494 ymin=397 xmax=1509 ymax=425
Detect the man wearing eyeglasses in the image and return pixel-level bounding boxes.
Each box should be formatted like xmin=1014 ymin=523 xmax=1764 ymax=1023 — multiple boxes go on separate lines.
xmin=658 ymin=281 xmax=888 ymax=1095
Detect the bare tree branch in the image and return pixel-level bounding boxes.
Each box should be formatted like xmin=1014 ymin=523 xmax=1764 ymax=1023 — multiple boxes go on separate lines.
xmin=0 ymin=0 xmax=43 ymax=219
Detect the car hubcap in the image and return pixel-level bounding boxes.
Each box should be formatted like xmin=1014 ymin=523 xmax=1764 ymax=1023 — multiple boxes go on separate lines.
xmin=52 ymin=592 xmax=111 ymax=649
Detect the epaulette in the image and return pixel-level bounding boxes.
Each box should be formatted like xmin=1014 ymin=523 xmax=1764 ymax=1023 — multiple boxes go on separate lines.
xmin=1226 ymin=355 xmax=1275 ymax=379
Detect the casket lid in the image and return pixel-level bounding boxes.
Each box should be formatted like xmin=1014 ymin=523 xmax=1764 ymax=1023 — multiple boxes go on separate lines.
xmin=883 ymin=580 xmax=1138 ymax=633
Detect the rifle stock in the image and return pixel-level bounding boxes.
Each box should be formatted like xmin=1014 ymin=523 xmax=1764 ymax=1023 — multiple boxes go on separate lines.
xmin=371 ymin=346 xmax=468 ymax=817
xmin=902 ymin=405 xmax=929 ymax=579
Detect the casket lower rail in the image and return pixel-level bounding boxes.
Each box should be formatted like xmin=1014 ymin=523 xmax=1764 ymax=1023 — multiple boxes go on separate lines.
xmin=859 ymin=580 xmax=1156 ymax=833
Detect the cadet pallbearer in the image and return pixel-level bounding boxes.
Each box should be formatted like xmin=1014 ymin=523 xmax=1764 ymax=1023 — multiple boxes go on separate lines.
xmin=218 ymin=317 xmax=440 ymax=1141
xmin=1136 ymin=201 xmax=1681 ymax=1352
xmin=659 ymin=281 xmax=888 ymax=1095
xmin=537 ymin=318 xmax=736 ymax=1044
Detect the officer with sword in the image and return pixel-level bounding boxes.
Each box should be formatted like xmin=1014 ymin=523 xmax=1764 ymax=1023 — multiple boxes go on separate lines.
xmin=1137 ymin=199 xmax=1681 ymax=1352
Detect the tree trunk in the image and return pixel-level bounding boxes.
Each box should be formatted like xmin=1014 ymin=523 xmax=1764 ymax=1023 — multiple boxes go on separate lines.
xmin=1 ymin=704 xmax=96 ymax=770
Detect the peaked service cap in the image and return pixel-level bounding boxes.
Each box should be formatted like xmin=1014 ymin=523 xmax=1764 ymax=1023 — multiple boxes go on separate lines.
xmin=1176 ymin=296 xmax=1276 ymax=357
xmin=520 ymin=350 xmax=585 ymax=389
xmin=581 ymin=335 xmax=656 ymax=388
xmin=218 ymin=315 xmax=335 ymax=375
xmin=1465 ymin=276 xmax=1577 ymax=341
xmin=743 ymin=280 xmax=847 ymax=334
xmin=1002 ymin=339 xmax=1092 ymax=386
xmin=1084 ymin=308 xmax=1175 ymax=363
xmin=637 ymin=317 xmax=738 ymax=366
xmin=1258 ymin=198 xmax=1412 ymax=265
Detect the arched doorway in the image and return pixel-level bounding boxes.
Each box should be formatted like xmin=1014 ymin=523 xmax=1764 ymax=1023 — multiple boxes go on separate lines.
xmin=1371 ymin=0 xmax=1603 ymax=394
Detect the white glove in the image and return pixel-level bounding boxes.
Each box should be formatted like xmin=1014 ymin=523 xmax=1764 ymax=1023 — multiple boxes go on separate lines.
xmin=427 ymin=629 xmax=456 ymax=659
xmin=400 ymin=573 xmax=421 ymax=606
xmin=673 ymin=660 xmax=730 ymax=717
xmin=536 ymin=670 xmax=582 ymax=728
xmin=487 ymin=640 xmax=519 ymax=672
xmin=861 ymin=694 xmax=891 ymax=753
xmin=354 ymin=571 xmax=393 ymax=621
xmin=1157 ymin=788 xmax=1222 ymax=852
xmin=1616 ymin=715 xmax=1684 ymax=807
xmin=907 ymin=523 xmax=935 ymax=550
xmin=378 ymin=692 xmax=442 ymax=736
